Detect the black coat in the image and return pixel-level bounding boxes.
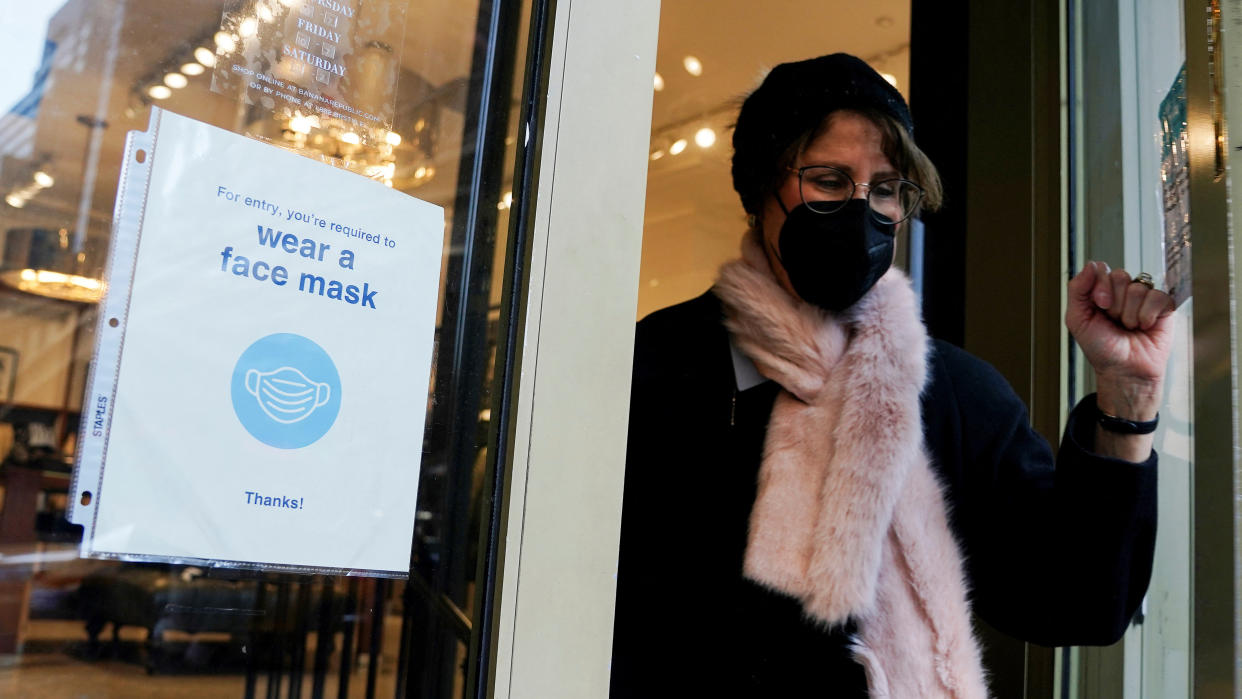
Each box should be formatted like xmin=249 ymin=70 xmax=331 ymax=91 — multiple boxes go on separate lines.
xmin=610 ymin=291 xmax=1157 ymax=697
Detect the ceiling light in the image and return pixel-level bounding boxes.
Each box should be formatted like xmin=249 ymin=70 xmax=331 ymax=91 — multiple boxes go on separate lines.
xmin=34 ymin=270 xmax=69 ymax=285
xmin=385 ymin=131 xmax=402 ymax=146
xmin=5 ymin=194 xmax=26 ymax=208
xmin=414 ymin=166 xmax=427 ymax=179
xmin=694 ymin=127 xmax=716 ymax=148
xmin=340 ymin=131 xmax=361 ymax=145
xmin=33 ymin=171 xmax=54 ymax=188
xmin=650 ymin=149 xmax=665 ymax=161
xmin=653 ymin=72 xmax=665 ymax=91
xmin=164 ymin=72 xmax=188 ymax=89
xmin=239 ymin=18 xmax=259 ymax=38
xmin=194 ymin=47 xmax=217 ymax=67
xmin=147 ymin=84 xmax=172 ymax=100
xmin=0 ymin=229 xmax=106 ymax=303
xmin=1 ymin=268 xmax=102 ymax=302
xmin=73 ymin=274 xmax=102 ymax=291
xmin=257 ymin=4 xmax=275 ymax=22
xmin=214 ymin=31 xmax=236 ymax=52
xmin=181 ymin=62 xmax=205 ymax=76
xmin=881 ymin=72 xmax=898 ymax=88
xmin=682 ymin=56 xmax=703 ymax=77
xmin=669 ymin=138 xmax=688 ymax=155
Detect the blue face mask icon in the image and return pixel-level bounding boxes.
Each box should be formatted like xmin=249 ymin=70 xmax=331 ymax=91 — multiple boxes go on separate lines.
xmin=231 ymin=334 xmax=341 ymax=449
xmin=245 ymin=366 xmax=331 ymax=425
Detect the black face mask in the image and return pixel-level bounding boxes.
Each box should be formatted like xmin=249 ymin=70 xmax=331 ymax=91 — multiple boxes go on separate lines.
xmin=774 ymin=199 xmax=895 ymax=312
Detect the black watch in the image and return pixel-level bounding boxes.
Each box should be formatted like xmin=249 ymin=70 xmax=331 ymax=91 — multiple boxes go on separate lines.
xmin=1095 ymin=399 xmax=1159 ymax=435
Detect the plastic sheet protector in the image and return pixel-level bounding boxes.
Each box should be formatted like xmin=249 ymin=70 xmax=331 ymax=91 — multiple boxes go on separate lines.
xmin=69 ymin=108 xmax=444 ymax=577
xmin=1159 ymin=65 xmax=1191 ymax=308
xmin=210 ymin=0 xmax=408 ymax=145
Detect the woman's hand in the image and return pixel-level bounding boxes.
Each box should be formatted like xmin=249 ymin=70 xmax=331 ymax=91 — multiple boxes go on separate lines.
xmin=1065 ymin=261 xmax=1175 ymax=461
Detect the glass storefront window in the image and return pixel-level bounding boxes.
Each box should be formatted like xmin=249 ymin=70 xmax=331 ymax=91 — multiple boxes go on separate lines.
xmin=0 ymin=0 xmax=541 ymax=695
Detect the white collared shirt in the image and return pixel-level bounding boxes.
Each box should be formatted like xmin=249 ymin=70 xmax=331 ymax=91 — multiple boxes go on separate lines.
xmin=729 ymin=336 xmax=770 ymax=391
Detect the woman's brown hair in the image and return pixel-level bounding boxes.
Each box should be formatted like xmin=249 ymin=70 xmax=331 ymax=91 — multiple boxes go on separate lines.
xmin=762 ymin=108 xmax=943 ymax=220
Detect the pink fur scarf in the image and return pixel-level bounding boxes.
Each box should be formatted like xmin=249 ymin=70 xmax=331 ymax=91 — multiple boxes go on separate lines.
xmin=713 ymin=232 xmax=989 ymax=698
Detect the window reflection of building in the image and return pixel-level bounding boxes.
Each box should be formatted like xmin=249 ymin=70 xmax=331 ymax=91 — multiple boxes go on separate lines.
xmin=0 ymin=0 xmax=525 ymax=694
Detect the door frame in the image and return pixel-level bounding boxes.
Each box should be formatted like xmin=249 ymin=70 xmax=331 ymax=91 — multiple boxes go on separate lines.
xmin=485 ymin=0 xmax=660 ymax=697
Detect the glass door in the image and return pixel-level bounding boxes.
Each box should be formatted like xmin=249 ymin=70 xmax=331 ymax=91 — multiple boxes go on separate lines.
xmin=1065 ymin=0 xmax=1242 ymax=695
xmin=0 ymin=0 xmax=545 ymax=696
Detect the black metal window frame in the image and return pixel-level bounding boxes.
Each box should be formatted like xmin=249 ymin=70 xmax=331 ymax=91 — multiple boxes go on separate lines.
xmin=397 ymin=0 xmax=557 ymax=696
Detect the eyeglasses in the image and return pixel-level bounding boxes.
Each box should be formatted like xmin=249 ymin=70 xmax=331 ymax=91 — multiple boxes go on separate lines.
xmin=788 ymin=165 xmax=925 ymax=223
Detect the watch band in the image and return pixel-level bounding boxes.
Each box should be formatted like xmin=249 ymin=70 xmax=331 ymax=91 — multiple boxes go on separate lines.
xmin=1095 ymin=400 xmax=1159 ymax=435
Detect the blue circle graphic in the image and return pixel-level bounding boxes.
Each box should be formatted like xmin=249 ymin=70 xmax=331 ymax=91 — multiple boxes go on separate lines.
xmin=230 ymin=333 xmax=341 ymax=449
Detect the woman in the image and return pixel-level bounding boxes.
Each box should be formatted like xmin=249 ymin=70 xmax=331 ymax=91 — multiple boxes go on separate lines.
xmin=611 ymin=54 xmax=1170 ymax=697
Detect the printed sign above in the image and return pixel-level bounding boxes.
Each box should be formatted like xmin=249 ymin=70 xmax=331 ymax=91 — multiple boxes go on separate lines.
xmin=210 ymin=0 xmax=408 ymax=145
xmin=70 ymin=108 xmax=444 ymax=576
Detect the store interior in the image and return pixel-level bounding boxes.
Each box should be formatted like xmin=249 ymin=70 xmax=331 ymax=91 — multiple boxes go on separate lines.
xmin=637 ymin=0 xmax=909 ymax=318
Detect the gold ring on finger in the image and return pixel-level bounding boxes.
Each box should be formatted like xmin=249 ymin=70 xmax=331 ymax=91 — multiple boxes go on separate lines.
xmin=1133 ymin=272 xmax=1155 ymax=290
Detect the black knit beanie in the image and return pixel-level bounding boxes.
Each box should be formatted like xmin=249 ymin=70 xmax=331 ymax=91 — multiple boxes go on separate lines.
xmin=731 ymin=53 xmax=913 ymax=215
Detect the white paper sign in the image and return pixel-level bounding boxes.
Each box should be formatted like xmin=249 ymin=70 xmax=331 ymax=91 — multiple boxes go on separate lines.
xmin=70 ymin=108 xmax=443 ymax=576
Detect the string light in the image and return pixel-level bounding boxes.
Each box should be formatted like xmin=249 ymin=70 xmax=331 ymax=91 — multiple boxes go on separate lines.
xmin=288 ymin=114 xmax=315 ymax=134
xmin=214 ymin=31 xmax=236 ymax=52
xmin=194 ymin=47 xmax=216 ymax=67
xmin=4 ymin=170 xmax=56 ymax=208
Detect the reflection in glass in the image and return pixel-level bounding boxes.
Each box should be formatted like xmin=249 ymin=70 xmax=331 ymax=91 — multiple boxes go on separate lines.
xmin=0 ymin=0 xmax=537 ymax=695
